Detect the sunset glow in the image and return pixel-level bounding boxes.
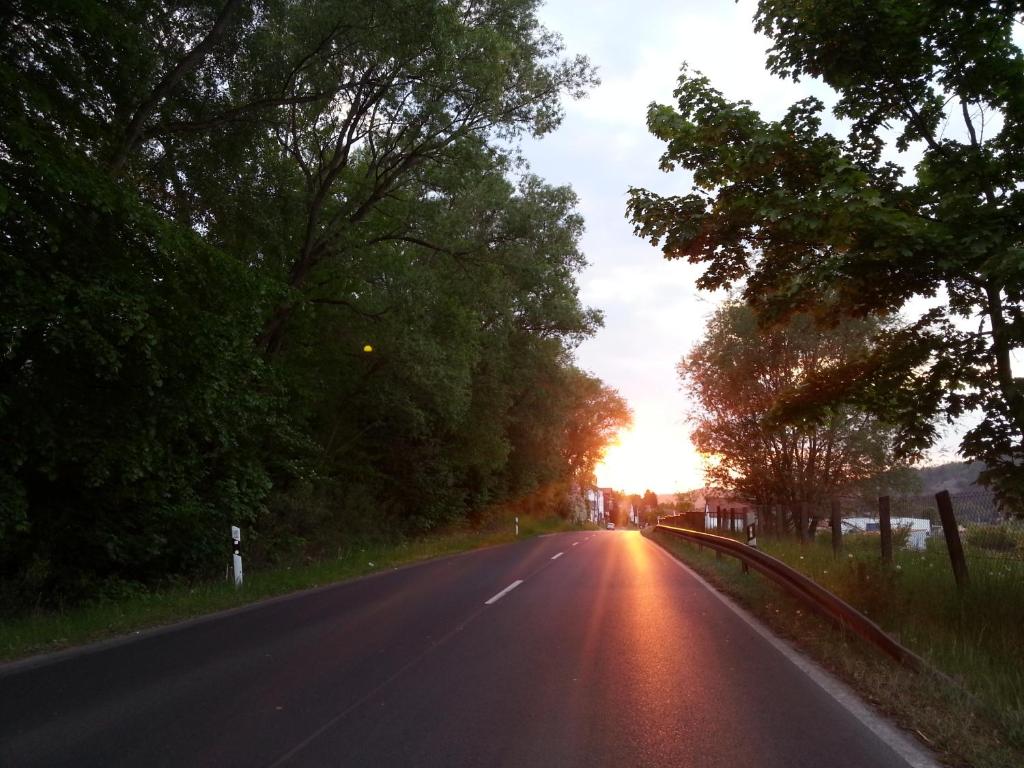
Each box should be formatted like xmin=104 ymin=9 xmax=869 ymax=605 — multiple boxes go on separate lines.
xmin=594 ymin=416 xmax=705 ymax=494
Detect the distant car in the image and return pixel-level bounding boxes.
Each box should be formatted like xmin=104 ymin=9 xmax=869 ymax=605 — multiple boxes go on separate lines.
xmin=606 ymin=522 xmax=615 ymax=530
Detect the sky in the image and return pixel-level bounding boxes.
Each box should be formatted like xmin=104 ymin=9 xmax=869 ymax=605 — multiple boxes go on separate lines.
xmin=516 ymin=0 xmax=834 ymax=494
xmin=517 ymin=0 xmax=977 ymax=495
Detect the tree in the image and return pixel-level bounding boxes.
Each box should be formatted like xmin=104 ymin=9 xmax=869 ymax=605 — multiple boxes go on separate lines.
xmin=0 ymin=0 xmax=613 ymax=605
xmin=627 ymin=2 xmax=1024 ymax=511
xmin=680 ymin=302 xmax=910 ymax=534
xmin=561 ymin=372 xmax=632 ymax=485
xmin=0 ymin=116 xmax=279 ymax=603
xmin=263 ymin=153 xmax=607 ymax=528
xmin=178 ymin=0 xmax=596 ymax=355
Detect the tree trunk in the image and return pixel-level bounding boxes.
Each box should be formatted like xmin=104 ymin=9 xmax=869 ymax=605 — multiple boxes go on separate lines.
xmin=985 ymin=282 xmax=1024 ymax=437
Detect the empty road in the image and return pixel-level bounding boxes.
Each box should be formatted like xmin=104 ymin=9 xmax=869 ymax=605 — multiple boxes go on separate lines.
xmin=0 ymin=530 xmax=933 ymax=767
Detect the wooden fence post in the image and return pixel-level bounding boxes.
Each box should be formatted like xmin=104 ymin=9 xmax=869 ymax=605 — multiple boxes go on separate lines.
xmin=935 ymin=490 xmax=969 ymax=590
xmin=830 ymin=498 xmax=842 ymax=557
xmin=878 ymin=495 xmax=893 ymax=566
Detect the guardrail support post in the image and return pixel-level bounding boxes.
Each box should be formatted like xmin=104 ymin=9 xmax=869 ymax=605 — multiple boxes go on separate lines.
xmin=878 ymin=496 xmax=893 ymax=566
xmin=744 ymin=522 xmax=756 ymax=573
xmin=935 ymin=490 xmax=969 ymax=590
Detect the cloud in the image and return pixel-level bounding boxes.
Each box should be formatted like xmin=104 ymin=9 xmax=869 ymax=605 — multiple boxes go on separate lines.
xmin=525 ymin=1 xmax=953 ymax=488
xmin=564 ymin=0 xmax=838 ymax=129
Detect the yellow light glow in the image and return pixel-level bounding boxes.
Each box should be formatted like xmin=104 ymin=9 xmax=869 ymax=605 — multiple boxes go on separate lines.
xmin=362 ymin=344 xmax=373 ymax=353
xmin=595 ymin=418 xmax=705 ymax=494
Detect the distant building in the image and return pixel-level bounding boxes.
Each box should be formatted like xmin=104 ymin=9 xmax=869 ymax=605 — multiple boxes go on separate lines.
xmin=581 ymin=486 xmax=604 ymax=524
xmin=704 ymin=495 xmax=756 ymax=533
xmin=841 ymin=516 xmax=932 ymax=550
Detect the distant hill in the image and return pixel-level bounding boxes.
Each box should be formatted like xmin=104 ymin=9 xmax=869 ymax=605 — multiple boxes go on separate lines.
xmin=915 ymin=461 xmax=986 ymax=495
xmin=651 ymin=467 xmax=987 ymax=505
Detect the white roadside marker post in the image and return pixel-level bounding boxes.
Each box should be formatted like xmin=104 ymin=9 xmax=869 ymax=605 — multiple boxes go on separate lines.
xmin=515 ymin=516 xmax=519 ymax=537
xmin=231 ymin=525 xmax=244 ymax=587
xmin=742 ymin=522 xmax=757 ymax=574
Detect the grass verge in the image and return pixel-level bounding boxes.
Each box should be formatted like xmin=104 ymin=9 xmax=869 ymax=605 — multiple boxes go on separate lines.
xmin=0 ymin=516 xmax=584 ymax=664
xmin=646 ymin=528 xmax=1024 ymax=768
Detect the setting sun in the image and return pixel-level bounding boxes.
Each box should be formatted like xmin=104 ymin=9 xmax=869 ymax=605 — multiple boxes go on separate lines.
xmin=594 ymin=414 xmax=705 ymax=494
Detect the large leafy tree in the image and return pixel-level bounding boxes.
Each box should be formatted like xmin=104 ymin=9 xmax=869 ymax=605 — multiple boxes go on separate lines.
xmin=107 ymin=0 xmax=596 ymax=353
xmin=1 ymin=0 xmax=283 ymax=602
xmin=1 ymin=0 xmax=613 ymax=605
xmin=628 ymin=2 xmax=1024 ymax=510
xmin=273 ymin=161 xmax=612 ymax=533
xmin=559 ymin=369 xmax=631 ymax=486
xmin=681 ymin=302 xmax=909 ymax=533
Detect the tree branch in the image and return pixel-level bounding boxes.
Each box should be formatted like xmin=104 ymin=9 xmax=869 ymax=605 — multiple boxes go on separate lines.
xmin=961 ymin=99 xmax=979 ymax=147
xmin=901 ymin=93 xmax=952 ymax=160
xmin=152 ymin=91 xmax=329 ymax=137
xmin=365 ymin=234 xmax=477 ymax=258
xmin=308 ymin=297 xmax=391 ymax=318
xmin=109 ymin=0 xmax=246 ymax=173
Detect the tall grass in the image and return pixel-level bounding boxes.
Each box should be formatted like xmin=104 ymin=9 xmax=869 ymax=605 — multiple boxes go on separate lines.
xmin=754 ymin=533 xmax=1024 ymax=750
xmin=0 ymin=515 xmax=584 ymax=663
xmin=650 ymin=528 xmax=1024 ymax=768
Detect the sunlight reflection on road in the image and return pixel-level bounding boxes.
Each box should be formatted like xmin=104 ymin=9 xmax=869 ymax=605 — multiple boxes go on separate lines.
xmin=597 ymin=532 xmax=760 ymax=765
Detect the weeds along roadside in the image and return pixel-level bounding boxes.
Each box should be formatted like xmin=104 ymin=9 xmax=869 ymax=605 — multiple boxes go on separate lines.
xmin=759 ymin=533 xmax=1024 ymax=742
xmin=0 ymin=515 xmax=587 ymax=664
xmin=646 ymin=528 xmax=1024 ymax=768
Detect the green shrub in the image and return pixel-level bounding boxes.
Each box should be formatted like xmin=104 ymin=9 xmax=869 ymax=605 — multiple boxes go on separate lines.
xmin=965 ymin=525 xmax=1018 ymax=552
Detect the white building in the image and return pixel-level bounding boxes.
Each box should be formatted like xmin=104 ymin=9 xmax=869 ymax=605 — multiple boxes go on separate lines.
xmin=841 ymin=517 xmax=932 ymax=550
xmin=583 ymin=487 xmax=604 ymax=524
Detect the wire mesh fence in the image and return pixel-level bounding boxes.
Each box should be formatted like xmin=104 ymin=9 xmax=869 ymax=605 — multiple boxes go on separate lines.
xmin=835 ymin=489 xmax=1024 ymax=581
xmin=660 ymin=488 xmax=1024 ymax=587
xmin=663 ymin=489 xmax=1024 ymax=585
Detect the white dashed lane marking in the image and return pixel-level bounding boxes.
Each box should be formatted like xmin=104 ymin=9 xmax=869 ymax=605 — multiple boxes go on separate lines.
xmin=484 ymin=580 xmax=524 ymax=605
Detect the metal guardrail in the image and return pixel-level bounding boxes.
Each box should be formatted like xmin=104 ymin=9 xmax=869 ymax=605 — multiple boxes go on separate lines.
xmin=654 ymin=524 xmax=927 ymax=672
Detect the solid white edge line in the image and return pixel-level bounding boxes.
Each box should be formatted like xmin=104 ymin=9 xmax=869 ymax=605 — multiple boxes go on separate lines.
xmin=551 ymin=552 xmax=563 ymax=560
xmin=484 ymin=579 xmax=524 ymax=605
xmin=649 ymin=540 xmax=940 ymax=768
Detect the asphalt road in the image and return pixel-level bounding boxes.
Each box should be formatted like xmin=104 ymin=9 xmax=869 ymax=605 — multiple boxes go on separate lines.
xmin=0 ymin=530 xmax=930 ymax=767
